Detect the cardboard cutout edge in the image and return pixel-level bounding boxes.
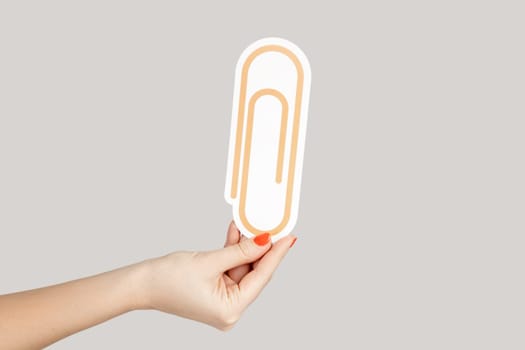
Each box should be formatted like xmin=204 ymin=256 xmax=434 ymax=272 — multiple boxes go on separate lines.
xmin=225 ymin=37 xmax=311 ymax=242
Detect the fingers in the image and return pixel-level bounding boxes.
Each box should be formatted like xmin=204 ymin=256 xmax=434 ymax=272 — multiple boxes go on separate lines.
xmin=238 ymin=235 xmax=296 ymax=308
xmin=224 ymin=221 xmax=240 ymax=247
xmin=227 ymin=236 xmax=251 ymax=283
xmin=223 ymin=221 xmax=251 ymax=283
xmin=208 ymin=232 xmax=272 ymax=273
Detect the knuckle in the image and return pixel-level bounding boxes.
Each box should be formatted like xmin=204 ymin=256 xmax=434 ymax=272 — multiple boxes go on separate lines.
xmin=236 ymin=241 xmax=251 ymax=260
xmin=216 ymin=309 xmax=241 ymax=331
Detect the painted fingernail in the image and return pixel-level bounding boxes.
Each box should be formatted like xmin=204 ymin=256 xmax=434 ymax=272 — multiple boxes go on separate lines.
xmin=254 ymin=232 xmax=271 ymax=246
xmin=289 ymin=237 xmax=298 ymax=248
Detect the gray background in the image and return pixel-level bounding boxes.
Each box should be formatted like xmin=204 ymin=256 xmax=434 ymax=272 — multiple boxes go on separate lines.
xmin=1 ymin=1 xmax=524 ymax=349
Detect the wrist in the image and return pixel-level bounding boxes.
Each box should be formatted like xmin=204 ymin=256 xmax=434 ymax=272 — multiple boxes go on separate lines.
xmin=125 ymin=259 xmax=154 ymax=311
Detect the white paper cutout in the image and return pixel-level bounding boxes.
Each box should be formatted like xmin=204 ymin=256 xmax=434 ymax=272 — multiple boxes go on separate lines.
xmin=225 ymin=38 xmax=311 ymax=242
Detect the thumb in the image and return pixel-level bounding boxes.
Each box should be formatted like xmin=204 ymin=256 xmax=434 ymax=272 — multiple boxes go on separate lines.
xmin=209 ymin=233 xmax=272 ymax=272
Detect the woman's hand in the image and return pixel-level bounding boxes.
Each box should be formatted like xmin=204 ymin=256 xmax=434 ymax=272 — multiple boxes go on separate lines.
xmin=140 ymin=222 xmax=296 ymax=330
xmin=0 ymin=222 xmax=296 ymax=349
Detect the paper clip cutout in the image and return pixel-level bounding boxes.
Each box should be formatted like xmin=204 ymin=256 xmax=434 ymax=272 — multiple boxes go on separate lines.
xmin=225 ymin=38 xmax=311 ymax=241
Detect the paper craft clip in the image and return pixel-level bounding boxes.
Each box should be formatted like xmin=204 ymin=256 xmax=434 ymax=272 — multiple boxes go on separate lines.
xmin=225 ymin=38 xmax=311 ymax=242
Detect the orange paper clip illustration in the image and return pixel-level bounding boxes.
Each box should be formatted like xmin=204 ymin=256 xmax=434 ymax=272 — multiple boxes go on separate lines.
xmin=225 ymin=38 xmax=311 ymax=241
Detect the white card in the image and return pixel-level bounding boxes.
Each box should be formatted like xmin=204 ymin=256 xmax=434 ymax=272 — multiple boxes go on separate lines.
xmin=225 ymin=38 xmax=311 ymax=242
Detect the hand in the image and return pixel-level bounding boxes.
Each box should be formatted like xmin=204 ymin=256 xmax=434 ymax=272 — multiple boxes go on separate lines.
xmin=139 ymin=222 xmax=296 ymax=330
xmin=0 ymin=222 xmax=297 ymax=349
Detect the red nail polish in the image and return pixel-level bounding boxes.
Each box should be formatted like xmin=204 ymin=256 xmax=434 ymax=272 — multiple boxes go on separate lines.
xmin=254 ymin=233 xmax=271 ymax=246
xmin=289 ymin=237 xmax=297 ymax=248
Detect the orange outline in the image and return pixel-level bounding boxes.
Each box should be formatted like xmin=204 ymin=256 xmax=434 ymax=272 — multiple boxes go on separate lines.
xmin=230 ymin=45 xmax=305 ymax=235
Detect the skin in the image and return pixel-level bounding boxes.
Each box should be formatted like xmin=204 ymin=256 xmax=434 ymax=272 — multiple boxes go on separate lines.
xmin=0 ymin=222 xmax=296 ymax=349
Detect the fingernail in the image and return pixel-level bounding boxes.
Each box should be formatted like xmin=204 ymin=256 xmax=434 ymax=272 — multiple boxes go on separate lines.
xmin=289 ymin=237 xmax=298 ymax=248
xmin=254 ymin=232 xmax=271 ymax=246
